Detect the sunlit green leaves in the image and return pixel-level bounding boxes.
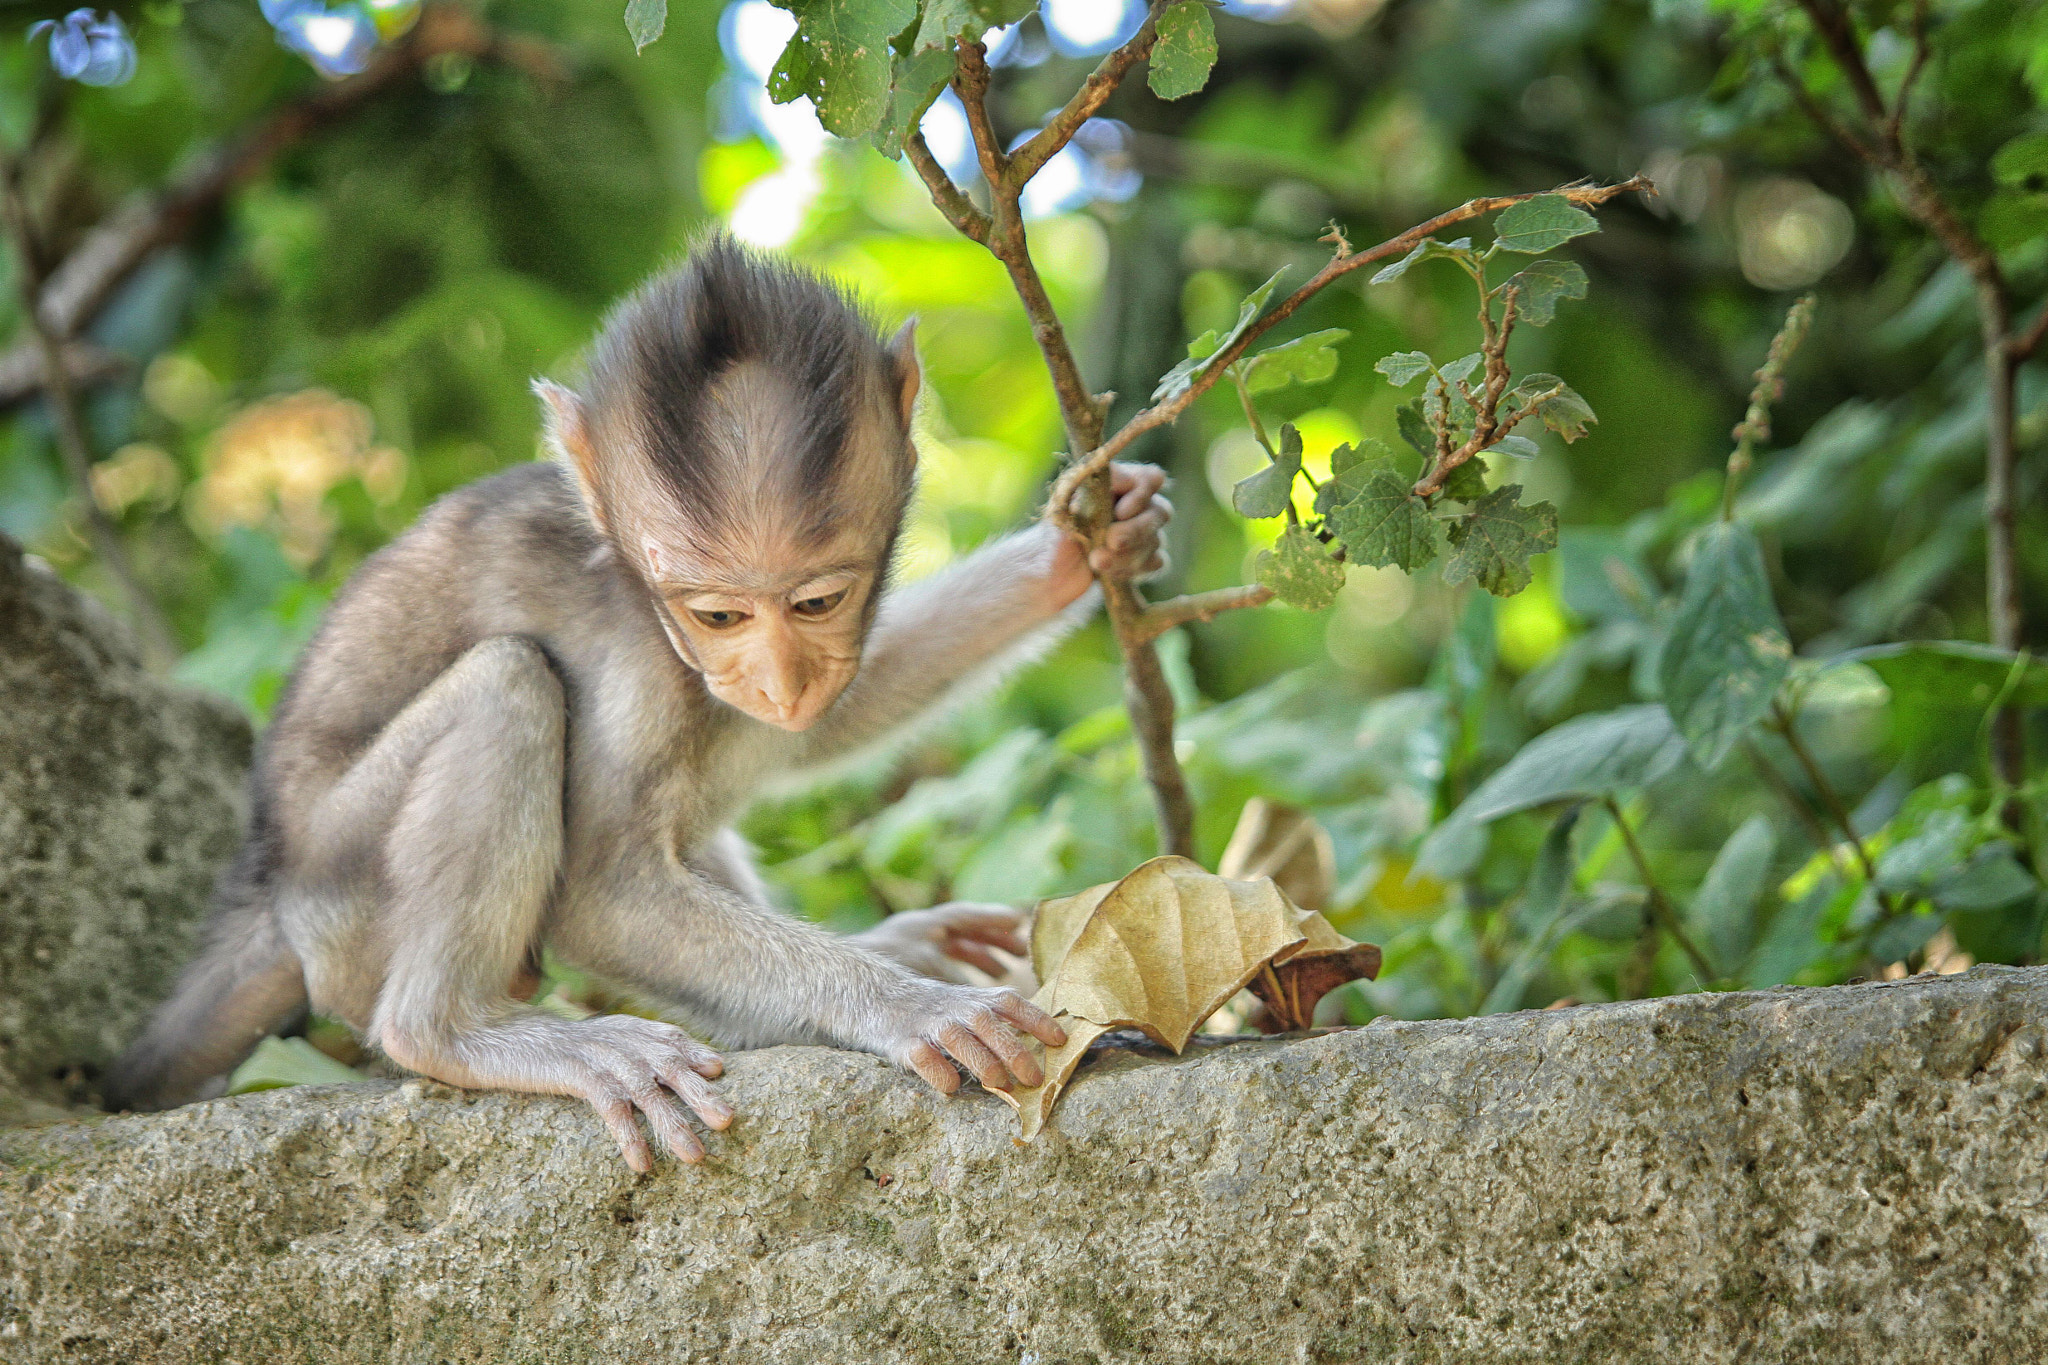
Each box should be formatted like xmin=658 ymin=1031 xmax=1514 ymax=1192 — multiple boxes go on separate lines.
xmin=1232 ymin=424 xmax=1301 ymax=518
xmin=1370 ymin=236 xmax=1473 ymax=284
xmin=1256 ymin=524 xmax=1344 ymax=609
xmin=915 ymin=0 xmax=1035 ymax=50
xmin=766 ymin=0 xmax=918 ymax=139
xmin=1148 ymin=0 xmax=1218 ymax=100
xmin=871 ymin=45 xmax=954 ymax=158
xmin=1443 ymin=484 xmax=1557 ymax=596
xmin=1493 ymin=194 xmax=1599 ymax=253
xmin=624 ymin=0 xmax=666 ymax=51
xmin=1848 ymin=641 xmax=2048 ymax=715
xmin=1375 ymin=351 xmax=1432 ymax=386
xmin=1658 ymin=521 xmax=1791 ymax=768
xmin=1690 ymin=814 xmax=1776 ymax=972
xmin=1508 ymin=373 xmax=1596 ymax=441
xmin=1152 ymin=266 xmax=1289 ymax=401
xmin=1439 ymin=352 xmax=1482 ymax=384
xmin=1325 ymin=466 xmax=1439 ymax=572
xmin=1240 ymin=328 xmax=1347 ymax=394
xmin=1506 ymin=259 xmax=1588 ymax=325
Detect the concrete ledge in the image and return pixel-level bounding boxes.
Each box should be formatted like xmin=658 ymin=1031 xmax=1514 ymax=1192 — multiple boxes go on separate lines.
xmin=4 ymin=966 xmax=2045 ymax=1363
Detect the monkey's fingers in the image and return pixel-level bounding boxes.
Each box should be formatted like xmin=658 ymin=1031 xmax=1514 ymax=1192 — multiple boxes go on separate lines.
xmin=1110 ymin=463 xmax=1168 ymax=519
xmin=941 ymin=939 xmax=1010 ymax=977
xmin=629 ymin=1076 xmax=708 ymax=1165
xmin=583 ymin=1082 xmax=657 ymax=1174
xmin=656 ymin=1061 xmax=734 ymax=1132
xmin=938 ymin=1021 xmax=1016 ymax=1092
xmin=963 ymin=1011 xmax=1045 ymax=1090
xmin=905 ymin=1040 xmax=962 ymax=1095
xmin=993 ymin=991 xmax=1067 ymax=1049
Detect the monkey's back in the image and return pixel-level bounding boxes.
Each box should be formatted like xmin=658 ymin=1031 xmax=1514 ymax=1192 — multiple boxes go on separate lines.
xmin=255 ymin=461 xmax=657 ymax=851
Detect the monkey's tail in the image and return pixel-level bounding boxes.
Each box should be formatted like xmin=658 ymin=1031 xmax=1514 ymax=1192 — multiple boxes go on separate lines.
xmin=101 ymin=841 xmax=307 ymax=1113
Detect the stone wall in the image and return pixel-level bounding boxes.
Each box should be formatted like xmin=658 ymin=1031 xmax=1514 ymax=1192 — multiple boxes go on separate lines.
xmin=0 ymin=534 xmax=249 ymax=1117
xmin=3 ymin=966 xmax=2043 ymax=1364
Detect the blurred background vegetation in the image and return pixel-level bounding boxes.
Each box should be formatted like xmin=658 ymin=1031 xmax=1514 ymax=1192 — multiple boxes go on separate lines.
xmin=3 ymin=0 xmax=2044 ymax=1031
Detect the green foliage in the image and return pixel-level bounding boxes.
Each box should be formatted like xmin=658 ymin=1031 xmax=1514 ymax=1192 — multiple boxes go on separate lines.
xmin=623 ymin=0 xmax=667 ymax=51
xmin=1505 ymin=260 xmax=1587 ymax=327
xmin=1151 ymin=265 xmax=1288 ymax=402
xmin=1443 ymin=485 xmax=1558 ymax=596
xmin=1230 ymin=423 xmax=1300 ymax=518
xmin=1256 ymin=524 xmax=1345 ymax=609
xmin=1659 ymin=521 xmax=1793 ymax=768
xmin=1491 ymin=194 xmax=1599 ymax=254
xmin=1147 ymin=1 xmax=1218 ymax=101
xmin=1326 ymin=466 xmax=1439 ymax=572
xmin=766 ymin=0 xmax=918 ymax=139
xmin=1240 ymin=328 xmax=1348 ymax=395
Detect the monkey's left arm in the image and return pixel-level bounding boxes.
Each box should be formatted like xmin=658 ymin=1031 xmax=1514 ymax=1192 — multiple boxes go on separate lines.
xmin=802 ymin=462 xmax=1169 ymax=765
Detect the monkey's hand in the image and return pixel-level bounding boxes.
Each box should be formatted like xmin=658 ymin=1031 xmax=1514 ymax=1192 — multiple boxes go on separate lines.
xmin=1046 ymin=462 xmax=1172 ymax=608
xmin=873 ymin=982 xmax=1067 ymax=1097
xmin=847 ymin=903 xmax=1029 ymax=984
xmin=555 ymin=1015 xmax=733 ymax=1173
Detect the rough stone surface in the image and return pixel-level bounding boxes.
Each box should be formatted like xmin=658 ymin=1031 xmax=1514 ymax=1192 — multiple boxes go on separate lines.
xmin=4 ymin=966 xmax=2045 ymax=1363
xmin=0 ymin=532 xmax=250 ymax=1116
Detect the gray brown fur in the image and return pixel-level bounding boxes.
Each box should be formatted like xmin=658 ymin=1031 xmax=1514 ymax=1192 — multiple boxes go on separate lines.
xmin=103 ymin=246 xmax=1094 ymax=1149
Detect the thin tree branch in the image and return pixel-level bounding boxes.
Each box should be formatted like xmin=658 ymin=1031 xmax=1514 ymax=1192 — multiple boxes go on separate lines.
xmin=2010 ymin=301 xmax=2048 ymax=364
xmin=1131 ymin=584 xmax=1276 ymax=645
xmin=951 ymin=40 xmax=1011 ymax=197
xmin=1791 ymin=0 xmax=1891 ymax=133
xmin=902 ymin=130 xmax=989 ymax=244
xmin=0 ymin=3 xmax=561 ymax=411
xmin=1886 ymin=0 xmax=1932 ymax=149
xmin=1007 ymin=2 xmax=1168 ymax=185
xmin=1051 ymin=177 xmax=1653 ymax=517
xmin=0 ymin=147 xmax=178 ymax=668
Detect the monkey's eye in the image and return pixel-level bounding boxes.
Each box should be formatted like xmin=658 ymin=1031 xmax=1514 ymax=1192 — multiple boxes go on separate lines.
xmin=691 ymin=607 xmax=748 ymax=630
xmin=791 ymin=589 xmax=849 ymax=619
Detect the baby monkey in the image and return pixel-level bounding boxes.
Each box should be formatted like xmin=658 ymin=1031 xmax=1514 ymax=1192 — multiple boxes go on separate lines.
xmin=105 ymin=238 xmax=1171 ymax=1170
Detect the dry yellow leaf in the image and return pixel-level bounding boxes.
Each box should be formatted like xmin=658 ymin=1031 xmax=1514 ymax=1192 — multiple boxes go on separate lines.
xmin=1006 ymin=855 xmax=1377 ymax=1141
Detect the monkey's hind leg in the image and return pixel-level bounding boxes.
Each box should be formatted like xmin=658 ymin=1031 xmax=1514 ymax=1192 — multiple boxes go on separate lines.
xmin=101 ymin=870 xmax=308 ymax=1113
xmin=333 ymin=636 xmax=729 ymax=1172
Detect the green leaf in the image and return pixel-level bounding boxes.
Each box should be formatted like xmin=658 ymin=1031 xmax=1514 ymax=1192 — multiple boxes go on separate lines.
xmin=1658 ymin=521 xmax=1792 ymax=768
xmin=624 ymin=0 xmax=667 ymax=50
xmin=1992 ymin=132 xmax=2048 ymax=189
xmin=1442 ymin=484 xmax=1558 ymax=596
xmin=914 ymin=0 xmax=1034 ymax=51
xmin=1980 ymin=192 xmax=2048 ymax=251
xmin=1151 ymin=266 xmax=1289 ymax=401
xmin=227 ymin=1036 xmax=370 ymax=1095
xmin=1232 ymin=424 xmax=1303 ymax=518
xmin=1395 ymin=399 xmax=1432 ymax=456
xmin=1845 ymin=641 xmax=2048 ymax=716
xmin=1313 ymin=438 xmax=1393 ymax=516
xmin=1328 ymin=440 xmax=1367 ymax=479
xmin=1440 ymin=458 xmax=1488 ymax=502
xmin=1505 ymin=258 xmax=1588 ymax=325
xmin=1240 ymin=328 xmax=1348 ymax=394
xmin=766 ymin=0 xmax=918 ymax=139
xmin=1326 ymin=467 xmax=1440 ymax=572
xmin=1256 ymin=523 xmax=1345 ymax=609
xmin=1509 ymin=373 xmax=1596 ymax=442
xmin=870 ymin=45 xmax=954 ymax=158
xmin=1375 ymin=351 xmax=1433 ymax=386
xmin=1148 ymin=0 xmax=1217 ymax=100
xmin=1488 ymin=434 xmax=1541 ymax=460
xmin=1438 ymin=352 xmax=1482 ymax=384
xmin=1493 ymin=193 xmax=1599 ymax=254
xmin=1929 ymin=844 xmax=2037 ymax=913
xmin=1415 ymin=705 xmax=1688 ymax=877
xmin=1690 ymin=814 xmax=1776 ymax=972
xmin=1370 ymin=236 xmax=1474 ymax=285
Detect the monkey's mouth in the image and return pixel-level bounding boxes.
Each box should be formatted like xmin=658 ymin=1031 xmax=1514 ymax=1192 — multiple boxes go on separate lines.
xmin=702 ymin=672 xmax=854 ymax=733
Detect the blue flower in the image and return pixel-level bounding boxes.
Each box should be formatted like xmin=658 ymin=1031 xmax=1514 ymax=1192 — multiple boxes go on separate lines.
xmin=262 ymin=0 xmax=380 ymax=79
xmin=27 ymin=9 xmax=138 ymax=87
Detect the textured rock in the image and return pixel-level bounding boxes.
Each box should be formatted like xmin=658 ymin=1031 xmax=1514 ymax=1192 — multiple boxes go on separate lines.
xmin=0 ymin=534 xmax=250 ymax=1116
xmin=4 ymin=966 xmax=2045 ymax=1363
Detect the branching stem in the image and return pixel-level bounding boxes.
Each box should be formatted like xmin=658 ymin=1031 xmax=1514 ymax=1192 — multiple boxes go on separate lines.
xmin=1603 ymin=797 xmax=1719 ymax=985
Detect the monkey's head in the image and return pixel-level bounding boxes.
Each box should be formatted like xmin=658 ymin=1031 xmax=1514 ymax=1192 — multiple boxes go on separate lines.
xmin=536 ymin=237 xmax=920 ymax=732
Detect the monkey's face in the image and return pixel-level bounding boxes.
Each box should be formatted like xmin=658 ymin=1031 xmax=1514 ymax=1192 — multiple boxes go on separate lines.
xmin=642 ymin=533 xmax=885 ymax=732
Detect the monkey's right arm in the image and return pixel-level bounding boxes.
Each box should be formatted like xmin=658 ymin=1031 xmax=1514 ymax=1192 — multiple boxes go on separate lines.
xmin=548 ymin=856 xmax=1065 ymax=1099
xmin=803 ymin=464 xmax=1171 ymax=765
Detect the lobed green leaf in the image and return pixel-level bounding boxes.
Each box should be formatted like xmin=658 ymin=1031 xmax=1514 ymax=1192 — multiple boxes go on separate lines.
xmin=1256 ymin=523 xmax=1346 ymax=609
xmin=1443 ymin=484 xmax=1558 ymax=596
xmin=1505 ymin=258 xmax=1588 ymax=325
xmin=1151 ymin=266 xmax=1289 ymax=402
xmin=1375 ymin=351 xmax=1433 ymax=386
xmin=1326 ymin=466 xmax=1440 ymax=572
xmin=1232 ymin=424 xmax=1304 ymax=519
xmin=766 ymin=0 xmax=918 ymax=140
xmin=1509 ymin=373 xmax=1596 ymax=442
xmin=1241 ymin=328 xmax=1348 ymax=394
xmin=1370 ymin=236 xmax=1474 ymax=284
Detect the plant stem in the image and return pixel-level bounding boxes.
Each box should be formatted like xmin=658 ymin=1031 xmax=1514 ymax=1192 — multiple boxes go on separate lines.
xmin=1775 ymin=3 xmax=2028 ymax=788
xmin=0 ymin=143 xmax=178 ymax=669
xmin=1723 ymin=293 xmax=1816 ymax=520
xmin=1603 ymin=797 xmax=1719 ymax=985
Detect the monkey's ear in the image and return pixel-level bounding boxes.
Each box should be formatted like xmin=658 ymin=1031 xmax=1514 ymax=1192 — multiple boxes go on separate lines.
xmin=533 ymin=379 xmax=608 ymax=534
xmin=888 ymin=318 xmax=922 ymax=433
